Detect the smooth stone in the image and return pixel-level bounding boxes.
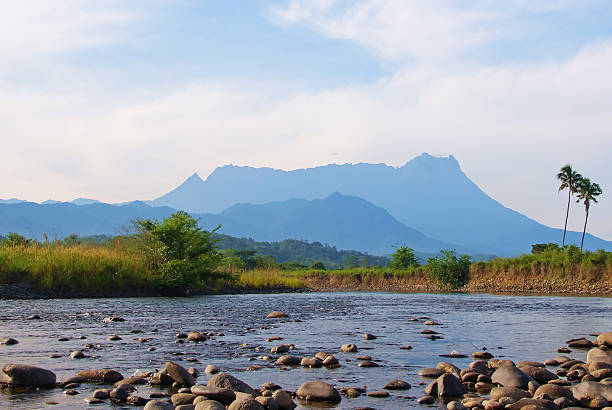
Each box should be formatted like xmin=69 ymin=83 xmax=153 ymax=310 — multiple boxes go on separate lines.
xmin=598 ymin=333 xmax=612 ymax=347
xmin=93 ymin=389 xmax=111 ymax=399
xmin=0 ymin=364 xmax=56 ymax=386
xmin=323 ymin=355 xmax=339 ymax=366
xmin=270 ymin=344 xmax=290 ymax=354
xmin=418 ymin=395 xmax=435 ymax=404
xmin=300 ymin=357 xmax=323 ymax=368
xmin=447 ymin=401 xmax=468 ymax=410
xmin=79 ymin=369 xmax=124 ymax=383
xmin=144 ymin=400 xmax=175 ymax=410
xmin=272 ymin=390 xmax=296 ymax=410
xmin=191 ymin=385 xmax=236 ymax=405
xmin=255 ymin=396 xmax=279 ymax=410
xmin=227 ymin=398 xmax=265 ymax=410
xmin=70 ymin=350 xmax=85 ymax=359
xmin=266 ymin=311 xmax=289 ymax=318
xmin=505 ymin=398 xmax=560 ymax=410
xmin=534 ymin=384 xmax=575 ymax=401
xmin=473 ymin=351 xmax=494 ymax=359
xmin=340 ymin=343 xmax=358 ymax=352
xmin=127 ymin=396 xmax=148 ymax=405
xmin=491 ymin=365 xmax=535 ymax=389
xmin=110 ymin=384 xmax=131 ymax=401
xmin=571 ymin=381 xmax=612 ymax=404
xmin=0 ymin=337 xmax=19 ymax=345
xmin=205 ymin=365 xmax=219 ymax=374
xmin=172 ymin=393 xmax=197 ymax=405
xmin=367 ymin=390 xmax=390 ymax=398
xmin=207 ymin=372 xmax=256 ymax=395
xmin=518 ymin=365 xmax=559 ymax=384
xmin=419 ymin=368 xmax=445 ymax=378
xmin=275 ymin=356 xmax=301 ymax=366
xmin=437 ymin=373 xmax=467 ymax=397
xmin=103 ymin=316 xmax=125 ymax=323
xmin=166 ymin=361 xmax=196 ymax=386
xmin=364 ymin=333 xmax=377 ymax=340
xmin=358 ymin=360 xmax=379 ymax=367
xmin=490 ymin=386 xmax=531 ymax=403
xmin=107 ymin=334 xmax=122 ymax=341
xmin=195 ymin=400 xmax=226 ymax=410
xmin=64 ymin=389 xmax=79 ymax=395
xmin=296 ymin=381 xmax=342 ymax=402
xmin=384 ymin=379 xmax=411 ymax=390
xmin=84 ymin=398 xmax=104 ymax=404
xmin=188 ymin=332 xmax=206 ymax=342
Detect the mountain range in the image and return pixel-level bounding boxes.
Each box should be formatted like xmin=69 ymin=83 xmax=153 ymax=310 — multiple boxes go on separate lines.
xmin=2 ymin=153 xmax=610 ymax=256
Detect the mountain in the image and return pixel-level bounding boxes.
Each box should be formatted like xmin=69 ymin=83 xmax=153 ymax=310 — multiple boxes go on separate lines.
xmin=150 ymin=153 xmax=612 ymax=255
xmin=208 ymin=192 xmax=466 ymax=255
xmin=0 ymin=198 xmax=27 ymax=204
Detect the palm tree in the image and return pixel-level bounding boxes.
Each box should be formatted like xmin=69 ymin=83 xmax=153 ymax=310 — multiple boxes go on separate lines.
xmin=575 ymin=177 xmax=603 ymax=251
xmin=556 ymin=165 xmax=582 ymax=246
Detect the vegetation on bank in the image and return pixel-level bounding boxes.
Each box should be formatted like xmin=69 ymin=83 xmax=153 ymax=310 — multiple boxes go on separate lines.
xmin=1 ymin=211 xmax=611 ymax=296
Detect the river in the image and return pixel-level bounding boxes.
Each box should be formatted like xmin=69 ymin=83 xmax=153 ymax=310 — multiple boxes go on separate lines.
xmin=1 ymin=292 xmax=611 ymax=409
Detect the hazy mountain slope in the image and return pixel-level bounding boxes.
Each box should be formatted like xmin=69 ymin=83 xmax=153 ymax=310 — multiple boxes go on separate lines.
xmin=212 ymin=192 xmax=466 ymax=255
xmin=150 ymin=153 xmax=611 ymax=255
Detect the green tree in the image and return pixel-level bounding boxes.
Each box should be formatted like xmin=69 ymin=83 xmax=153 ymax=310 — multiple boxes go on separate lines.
xmin=345 ymin=255 xmax=359 ymax=268
xmin=557 ymin=165 xmax=582 ymax=247
xmin=310 ymin=261 xmax=326 ymax=270
xmin=135 ymin=211 xmax=223 ymax=288
xmin=575 ymin=177 xmax=603 ymax=251
xmin=389 ymin=246 xmax=419 ymax=269
xmin=426 ymin=249 xmax=471 ymax=288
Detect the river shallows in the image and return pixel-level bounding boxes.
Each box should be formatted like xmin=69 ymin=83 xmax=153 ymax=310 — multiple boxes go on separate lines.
xmin=1 ymin=292 xmax=611 ymax=409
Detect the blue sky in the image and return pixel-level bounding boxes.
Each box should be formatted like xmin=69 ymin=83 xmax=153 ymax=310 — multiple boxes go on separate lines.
xmin=1 ymin=0 xmax=612 ymax=238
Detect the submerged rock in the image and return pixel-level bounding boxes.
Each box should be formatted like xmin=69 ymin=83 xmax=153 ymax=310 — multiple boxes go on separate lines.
xmin=0 ymin=364 xmax=56 ymax=387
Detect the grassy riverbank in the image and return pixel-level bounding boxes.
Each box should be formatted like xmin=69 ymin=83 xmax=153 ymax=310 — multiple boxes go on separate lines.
xmin=1 ymin=237 xmax=611 ymax=298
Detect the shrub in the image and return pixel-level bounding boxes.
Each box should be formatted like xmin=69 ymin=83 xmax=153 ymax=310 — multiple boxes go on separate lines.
xmin=389 ymin=246 xmax=419 ymax=269
xmin=310 ymin=261 xmax=326 ymax=270
xmin=427 ymin=249 xmax=471 ymax=288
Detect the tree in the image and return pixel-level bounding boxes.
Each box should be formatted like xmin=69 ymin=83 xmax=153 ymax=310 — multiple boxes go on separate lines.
xmin=426 ymin=249 xmax=471 ymax=288
xmin=134 ymin=211 xmax=223 ymax=288
xmin=557 ymin=165 xmax=582 ymax=247
xmin=575 ymin=177 xmax=603 ymax=251
xmin=389 ymin=246 xmax=419 ymax=269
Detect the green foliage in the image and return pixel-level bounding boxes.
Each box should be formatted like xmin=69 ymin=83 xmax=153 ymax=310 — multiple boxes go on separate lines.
xmin=426 ymin=249 xmax=471 ymax=288
xmin=2 ymin=233 xmax=34 ymax=247
xmin=310 ymin=261 xmax=326 ymax=270
xmin=222 ymin=248 xmax=258 ymax=270
xmin=345 ymin=255 xmax=359 ymax=268
xmin=531 ymin=243 xmax=560 ymax=254
xmin=134 ymin=211 xmax=223 ymax=288
xmin=389 ymin=246 xmax=419 ymax=269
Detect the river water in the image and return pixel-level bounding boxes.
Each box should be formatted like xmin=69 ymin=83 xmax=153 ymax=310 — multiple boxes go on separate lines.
xmin=0 ymin=292 xmax=611 ymax=409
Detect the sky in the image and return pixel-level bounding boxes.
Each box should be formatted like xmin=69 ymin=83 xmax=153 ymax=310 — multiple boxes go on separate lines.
xmin=1 ymin=0 xmax=611 ymax=239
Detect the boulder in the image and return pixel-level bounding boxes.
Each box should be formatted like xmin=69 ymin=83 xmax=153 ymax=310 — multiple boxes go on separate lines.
xmin=322 ymin=355 xmax=339 ymax=366
xmin=0 ymin=337 xmax=18 ymax=345
xmin=0 ymin=364 xmax=56 ymax=387
xmin=227 ymin=398 xmax=265 ymax=410
xmin=437 ymin=373 xmax=467 ymax=397
xmin=78 ymin=369 xmax=124 ymax=383
xmin=127 ymin=396 xmax=148 ymax=406
xmin=92 ymin=389 xmax=111 ymax=399
xmin=419 ymin=368 xmax=446 ymax=378
xmin=384 ymin=379 xmax=411 ymax=390
xmin=534 ymin=384 xmax=574 ymax=401
xmin=272 ymin=390 xmax=296 ymax=410
xmin=447 ymin=401 xmax=468 ymax=410
xmin=172 ymin=393 xmax=197 ymax=405
xmin=437 ymin=362 xmax=461 ymax=374
xmin=270 ymin=344 xmax=290 ymax=354
xmin=296 ymin=381 xmax=342 ymax=402
xmin=205 ymin=365 xmax=219 ymax=374
xmin=166 ymin=361 xmax=196 ymax=386
xmin=110 ymin=384 xmax=131 ymax=401
xmin=571 ymin=381 xmax=612 ymax=405
xmin=367 ymin=390 xmax=390 ymax=397
xmin=255 ymin=396 xmax=279 ymax=410
xmin=358 ymin=360 xmax=379 ymax=367
xmin=489 ymin=386 xmax=531 ymax=403
xmin=144 ymin=400 xmax=175 ymax=410
xmin=340 ymin=343 xmax=358 ymax=352
xmin=275 ymin=356 xmax=301 ymax=366
xmin=588 ymin=349 xmax=612 ymax=365
xmin=598 ymin=333 xmax=612 ymax=347
xmin=568 ymin=338 xmax=595 ymax=348
xmin=518 ymin=365 xmax=558 ymax=384
xmin=191 ymin=385 xmax=236 ymax=405
xmin=149 ymin=371 xmax=174 ymax=385
xmin=505 ymin=398 xmax=560 ymax=410
xmin=300 ymin=357 xmax=323 ymax=367
xmin=266 ymin=311 xmax=289 ymax=318
xmin=491 ymin=365 xmax=535 ymax=389
xmin=188 ymin=332 xmax=206 ymax=342
xmin=195 ymin=400 xmax=226 ymax=410
xmin=208 ymin=373 xmax=256 ymax=395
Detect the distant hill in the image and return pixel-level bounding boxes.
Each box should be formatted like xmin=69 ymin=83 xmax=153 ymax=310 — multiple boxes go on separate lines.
xmin=209 ymin=192 xmax=466 ymax=255
xmin=150 ymin=153 xmax=612 ymax=255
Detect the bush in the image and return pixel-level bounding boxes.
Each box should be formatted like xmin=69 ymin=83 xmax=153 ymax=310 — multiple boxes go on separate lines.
xmin=310 ymin=261 xmax=326 ymax=270
xmin=531 ymin=243 xmax=560 ymax=254
xmin=427 ymin=249 xmax=471 ymax=288
xmin=389 ymin=246 xmax=419 ymax=269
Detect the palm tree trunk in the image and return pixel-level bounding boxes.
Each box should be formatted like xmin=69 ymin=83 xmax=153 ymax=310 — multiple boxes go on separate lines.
xmin=562 ymin=188 xmax=570 ymax=246
xmin=581 ymin=207 xmax=589 ymax=251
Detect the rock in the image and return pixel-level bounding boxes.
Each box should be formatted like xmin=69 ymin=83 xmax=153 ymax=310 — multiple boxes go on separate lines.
xmin=70 ymin=350 xmax=85 ymax=359
xmin=534 ymin=384 xmax=574 ymax=401
xmin=490 ymin=386 xmax=531 ymax=403
xmin=483 ymin=399 xmax=503 ymax=410
xmin=275 ymin=355 xmax=301 ymax=366
xmin=296 ymin=381 xmax=342 ymax=402
xmin=205 ymin=365 xmax=219 ymax=374
xmin=588 ymin=349 xmax=612 ymax=365
xmin=108 ymin=334 xmax=122 ymax=341
xmin=425 ymin=320 xmax=439 ymax=325
xmin=489 ymin=359 xmax=515 ymax=369
xmin=188 ymin=332 xmax=206 ymax=342
xmin=166 ymin=361 xmax=196 ymax=386
xmin=227 ymin=398 xmax=265 ymax=410
xmin=473 ymin=351 xmax=494 ymax=359
xmin=594 ymin=369 xmax=612 ymax=380
xmin=367 ymin=390 xmax=390 ymax=398
xmin=358 ymin=360 xmax=379 ymax=367
xmin=437 ymin=373 xmax=467 ymax=397
xmin=84 ymin=398 xmax=104 ymax=404
xmin=591 ymin=396 xmax=609 ymax=409
xmin=300 ymin=357 xmax=323 ymax=367
xmin=598 ymin=333 xmax=612 ymax=347
xmin=64 ymin=389 xmax=79 ymax=395
xmin=384 ymin=379 xmax=411 ymax=390
xmin=438 ymin=362 xmax=461 ymax=374
xmin=144 ymin=400 xmax=175 ymax=410
xmin=267 ymin=312 xmax=289 ymax=319
xmin=127 ymin=396 xmax=148 ymax=406
xmin=0 ymin=337 xmax=18 ymax=345
xmin=272 ymin=390 xmax=296 ymax=410
xmin=568 ymin=338 xmax=595 ymax=348
xmin=188 ymin=367 xmax=199 ymax=378
xmin=172 ymin=393 xmax=197 ymax=405
xmin=322 ymin=355 xmax=339 ymax=366
xmin=571 ymin=381 xmax=612 ymax=405
xmin=176 ymin=405 xmax=195 ymax=410
xmin=62 ymin=375 xmax=85 ymax=385
xmin=505 ymin=398 xmax=560 ymax=410
xmin=424 ymin=381 xmax=438 ymax=396
xmin=400 ymin=345 xmax=413 ymax=350
xmin=110 ymin=384 xmax=131 ymax=401
xmin=344 ymin=388 xmax=361 ymax=398
xmin=518 ymin=365 xmax=559 ymax=384
xmin=447 ymin=401 xmax=468 ymax=410
xmin=27 ymin=314 xmax=41 ymax=320
xmin=93 ymin=389 xmax=111 ymax=399
xmin=340 ymin=343 xmax=358 ymax=352
xmin=0 ymin=364 xmax=56 ymax=386
xmin=491 ymin=365 xmax=535 ymax=389
xmin=419 ymin=368 xmax=446 ymax=378
xmin=195 ymin=400 xmax=226 ymax=410
xmin=270 ymin=344 xmax=290 ymax=354
xmin=364 ymin=333 xmax=377 ymax=340
xmin=149 ymin=371 xmax=174 ymax=385
xmin=103 ymin=316 xmax=125 ymax=323
xmin=207 ymin=372 xmax=256 ymax=395
xmin=191 ymin=385 xmax=236 ymax=405
xmin=518 ymin=361 xmax=545 ymax=368
xmin=256 ymin=396 xmax=279 ymax=410
xmin=418 ymin=395 xmax=435 ymax=404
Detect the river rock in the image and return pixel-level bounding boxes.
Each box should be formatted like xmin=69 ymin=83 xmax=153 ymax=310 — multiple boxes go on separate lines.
xmin=227 ymin=398 xmax=265 ymax=410
xmin=534 ymin=384 xmax=574 ymax=401
xmin=301 ymin=357 xmax=323 ymax=367
xmin=272 ymin=390 xmax=296 ymax=410
xmin=437 ymin=373 xmax=467 ymax=397
xmin=205 ymin=365 xmax=219 ymax=374
xmin=505 ymin=398 xmax=560 ymax=410
xmin=518 ymin=361 xmax=545 ymax=368
xmin=358 ymin=360 xmax=379 ymax=367
xmin=588 ymin=348 xmax=612 ymax=365
xmin=144 ymin=400 xmax=175 ymax=410
xmin=110 ymin=384 xmax=131 ymax=401
xmin=340 ymin=343 xmax=358 ymax=352
xmin=568 ymin=338 xmax=594 ymax=348
xmin=267 ymin=311 xmax=289 ymax=319
xmin=275 ymin=355 xmax=301 ymax=365
xmin=490 ymin=386 xmax=531 ymax=403
xmin=598 ymin=333 xmax=612 ymax=347
xmin=323 ymin=355 xmax=339 ymax=366
xmin=438 ymin=362 xmax=461 ymax=374
xmin=419 ymin=368 xmax=445 ymax=378
xmin=208 ymin=372 xmax=256 ymax=395
xmin=188 ymin=332 xmax=206 ymax=342
xmin=364 ymin=333 xmax=377 ymax=340
xmin=0 ymin=364 xmax=56 ymax=386
xmin=368 ymin=390 xmax=390 ymax=398
xmin=70 ymin=350 xmax=85 ymax=359
xmin=103 ymin=316 xmax=125 ymax=323
xmin=172 ymin=393 xmax=197 ymax=405
xmin=270 ymin=344 xmax=290 ymax=354
xmin=127 ymin=396 xmax=148 ymax=406
xmin=473 ymin=351 xmax=494 ymax=359
xmin=149 ymin=370 xmax=174 ymax=385
xmin=418 ymin=395 xmax=435 ymax=404
xmin=296 ymin=381 xmax=341 ymax=402
xmin=384 ymin=379 xmax=411 ymax=390
xmin=491 ymin=365 xmax=535 ymax=389
xmin=571 ymin=381 xmax=612 ymax=405
xmin=191 ymin=385 xmax=236 ymax=405
xmin=594 ymin=369 xmax=612 ymax=380
xmin=447 ymin=401 xmax=468 ymax=410
xmin=489 ymin=359 xmax=515 ymax=369
xmin=0 ymin=337 xmax=18 ymax=345
xmin=166 ymin=361 xmax=196 ymax=386
xmin=93 ymin=389 xmax=111 ymax=399
xmin=519 ymin=365 xmax=559 ymax=384
xmin=256 ymin=396 xmax=280 ymax=410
